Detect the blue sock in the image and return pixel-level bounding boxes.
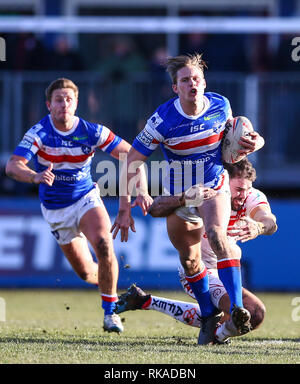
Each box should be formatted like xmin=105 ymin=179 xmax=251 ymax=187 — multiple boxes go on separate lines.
xmin=217 ymin=259 xmax=243 ymax=312
xmin=185 ymin=267 xmax=216 ymax=318
xmin=101 ymin=294 xmax=117 ymax=315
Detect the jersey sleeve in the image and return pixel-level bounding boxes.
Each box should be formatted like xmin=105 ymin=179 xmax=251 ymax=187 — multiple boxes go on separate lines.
xmin=223 ymin=96 xmax=233 ymax=120
xmin=132 ymin=111 xmax=165 ymax=156
xmin=245 ymin=188 xmax=270 ymax=217
xmin=13 ymin=127 xmax=41 ymax=161
xmin=97 ymin=125 xmax=122 ymax=153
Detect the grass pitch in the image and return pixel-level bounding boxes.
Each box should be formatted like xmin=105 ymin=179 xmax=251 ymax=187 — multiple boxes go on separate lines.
xmin=0 ymin=289 xmax=299 ymax=364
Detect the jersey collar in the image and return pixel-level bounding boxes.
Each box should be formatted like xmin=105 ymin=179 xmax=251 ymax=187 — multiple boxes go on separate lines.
xmin=48 ymin=114 xmax=80 ymax=136
xmin=174 ymin=96 xmax=210 ymax=120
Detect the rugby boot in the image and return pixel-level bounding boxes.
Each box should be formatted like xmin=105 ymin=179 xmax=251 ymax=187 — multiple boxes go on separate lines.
xmin=114 ymin=284 xmax=151 ymax=314
xmin=230 ymin=304 xmax=252 ymax=335
xmin=103 ymin=313 xmax=124 ymax=333
xmin=214 ymin=305 xmax=252 ymax=343
xmin=198 ymin=308 xmax=223 ymax=345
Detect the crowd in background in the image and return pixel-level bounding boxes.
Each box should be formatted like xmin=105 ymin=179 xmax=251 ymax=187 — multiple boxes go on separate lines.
xmin=0 ymin=28 xmax=299 ymax=197
xmin=1 ymin=32 xmax=299 ymax=74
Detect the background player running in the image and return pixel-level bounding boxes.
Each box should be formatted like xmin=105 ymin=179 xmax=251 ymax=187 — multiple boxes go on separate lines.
xmin=5 ymin=78 xmax=152 ymax=333
xmin=114 ymin=158 xmax=277 ymax=344
xmin=111 ymin=53 xmax=265 ymax=344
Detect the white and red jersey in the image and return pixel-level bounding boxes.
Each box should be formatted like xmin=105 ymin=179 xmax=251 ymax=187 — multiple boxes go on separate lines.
xmin=201 ymin=187 xmax=270 ymax=269
xmin=13 ymin=115 xmax=121 ymax=209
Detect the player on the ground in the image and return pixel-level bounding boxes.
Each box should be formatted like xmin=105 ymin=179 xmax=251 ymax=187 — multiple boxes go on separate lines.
xmin=114 ymin=158 xmax=278 ymax=344
xmin=5 ymin=78 xmax=152 ymax=333
xmin=111 ymin=53 xmax=265 ymax=344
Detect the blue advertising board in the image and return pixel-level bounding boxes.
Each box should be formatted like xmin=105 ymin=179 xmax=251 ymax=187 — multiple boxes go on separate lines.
xmin=0 ymin=197 xmax=299 ymax=291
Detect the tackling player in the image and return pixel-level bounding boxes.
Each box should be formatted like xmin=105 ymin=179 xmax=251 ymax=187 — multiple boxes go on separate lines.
xmin=111 ymin=53 xmax=265 ymax=344
xmin=5 ymin=78 xmax=152 ymax=334
xmin=114 ymin=158 xmax=278 ymax=344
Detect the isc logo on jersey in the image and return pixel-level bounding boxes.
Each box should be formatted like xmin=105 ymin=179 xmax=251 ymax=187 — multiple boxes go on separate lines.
xmin=190 ymin=124 xmax=205 ymax=133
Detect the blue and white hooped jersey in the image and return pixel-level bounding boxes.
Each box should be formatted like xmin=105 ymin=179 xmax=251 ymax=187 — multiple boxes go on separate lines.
xmin=133 ymin=92 xmax=232 ymax=195
xmin=14 ymin=115 xmax=122 ymax=209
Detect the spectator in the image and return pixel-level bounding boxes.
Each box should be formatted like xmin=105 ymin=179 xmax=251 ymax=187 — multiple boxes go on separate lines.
xmin=47 ymin=35 xmax=85 ymax=71
xmin=94 ymin=36 xmax=146 ymax=80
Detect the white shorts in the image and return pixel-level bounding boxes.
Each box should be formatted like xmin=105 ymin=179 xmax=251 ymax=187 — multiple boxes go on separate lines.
xmin=178 ymin=267 xmax=227 ymax=308
xmin=41 ymin=187 xmax=104 ymax=245
xmin=175 ymin=170 xmax=231 ymax=224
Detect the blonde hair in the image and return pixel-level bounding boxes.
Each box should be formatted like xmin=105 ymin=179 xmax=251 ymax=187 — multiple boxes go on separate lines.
xmin=166 ymin=53 xmax=207 ymax=84
xmin=45 ymin=78 xmax=79 ymax=101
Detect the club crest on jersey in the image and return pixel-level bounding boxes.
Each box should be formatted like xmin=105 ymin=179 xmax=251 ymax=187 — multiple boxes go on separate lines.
xmin=212 ymin=121 xmax=223 ymax=133
xmin=148 ymin=112 xmax=163 ymax=129
xmin=81 ymin=144 xmax=92 ymax=154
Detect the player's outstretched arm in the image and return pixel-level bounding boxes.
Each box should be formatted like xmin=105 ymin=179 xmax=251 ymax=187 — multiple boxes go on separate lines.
xmin=250 ymin=204 xmax=278 ymax=236
xmin=148 ymin=195 xmax=185 ymax=217
xmin=110 ymin=140 xmax=153 ymax=216
xmin=233 ymin=204 xmax=277 ymax=243
xmin=111 ymin=147 xmax=149 ymax=241
xmin=149 ymin=186 xmax=217 ymax=218
xmin=6 ymin=155 xmax=54 ymax=186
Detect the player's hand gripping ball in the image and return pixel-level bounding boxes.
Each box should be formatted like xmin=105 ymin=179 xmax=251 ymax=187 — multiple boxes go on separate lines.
xmin=222 ymin=116 xmax=254 ymax=164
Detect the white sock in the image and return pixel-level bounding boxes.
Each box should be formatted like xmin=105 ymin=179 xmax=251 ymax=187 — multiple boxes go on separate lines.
xmin=215 ymin=319 xmax=240 ymax=342
xmin=148 ymin=295 xmax=202 ymax=328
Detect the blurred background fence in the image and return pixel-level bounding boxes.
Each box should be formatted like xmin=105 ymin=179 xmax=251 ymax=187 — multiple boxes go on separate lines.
xmin=1 ymin=71 xmax=300 ymax=194
xmin=0 ymin=0 xmax=299 ymax=290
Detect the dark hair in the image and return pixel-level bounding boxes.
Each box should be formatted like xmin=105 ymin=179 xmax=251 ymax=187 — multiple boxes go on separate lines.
xmin=45 ymin=78 xmax=79 ymax=102
xmin=166 ymin=53 xmax=207 ymax=84
xmin=224 ymin=158 xmax=257 ymax=182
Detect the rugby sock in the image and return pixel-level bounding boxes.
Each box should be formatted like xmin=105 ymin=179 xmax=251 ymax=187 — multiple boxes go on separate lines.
xmin=217 ymin=258 xmax=243 ymax=312
xmin=185 ymin=267 xmax=216 ymax=318
xmin=215 ymin=319 xmax=240 ymax=342
xmin=101 ymin=294 xmax=118 ymax=315
xmin=141 ymin=297 xmax=152 ymax=309
xmin=149 ymin=295 xmax=202 ymax=328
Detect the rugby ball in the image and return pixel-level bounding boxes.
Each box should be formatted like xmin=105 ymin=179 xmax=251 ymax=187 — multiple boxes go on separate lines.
xmin=222 ymin=116 xmax=254 ymax=164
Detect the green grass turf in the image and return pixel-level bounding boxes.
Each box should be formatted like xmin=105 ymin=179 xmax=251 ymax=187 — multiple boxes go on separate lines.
xmin=0 ymin=289 xmax=299 ymax=364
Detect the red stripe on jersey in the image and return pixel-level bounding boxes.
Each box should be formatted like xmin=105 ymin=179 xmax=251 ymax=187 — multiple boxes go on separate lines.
xmin=98 ymin=130 xmax=116 ymax=149
xmin=228 ymin=214 xmax=245 ymax=227
xmin=152 ymin=138 xmax=159 ymax=144
xmin=165 ymin=131 xmax=224 ymax=150
xmin=33 ymin=141 xmax=39 ymax=148
xmin=37 ymin=150 xmax=93 ymax=163
xmin=185 ymin=267 xmax=207 ymax=283
xmin=217 ymin=259 xmax=241 ymax=269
